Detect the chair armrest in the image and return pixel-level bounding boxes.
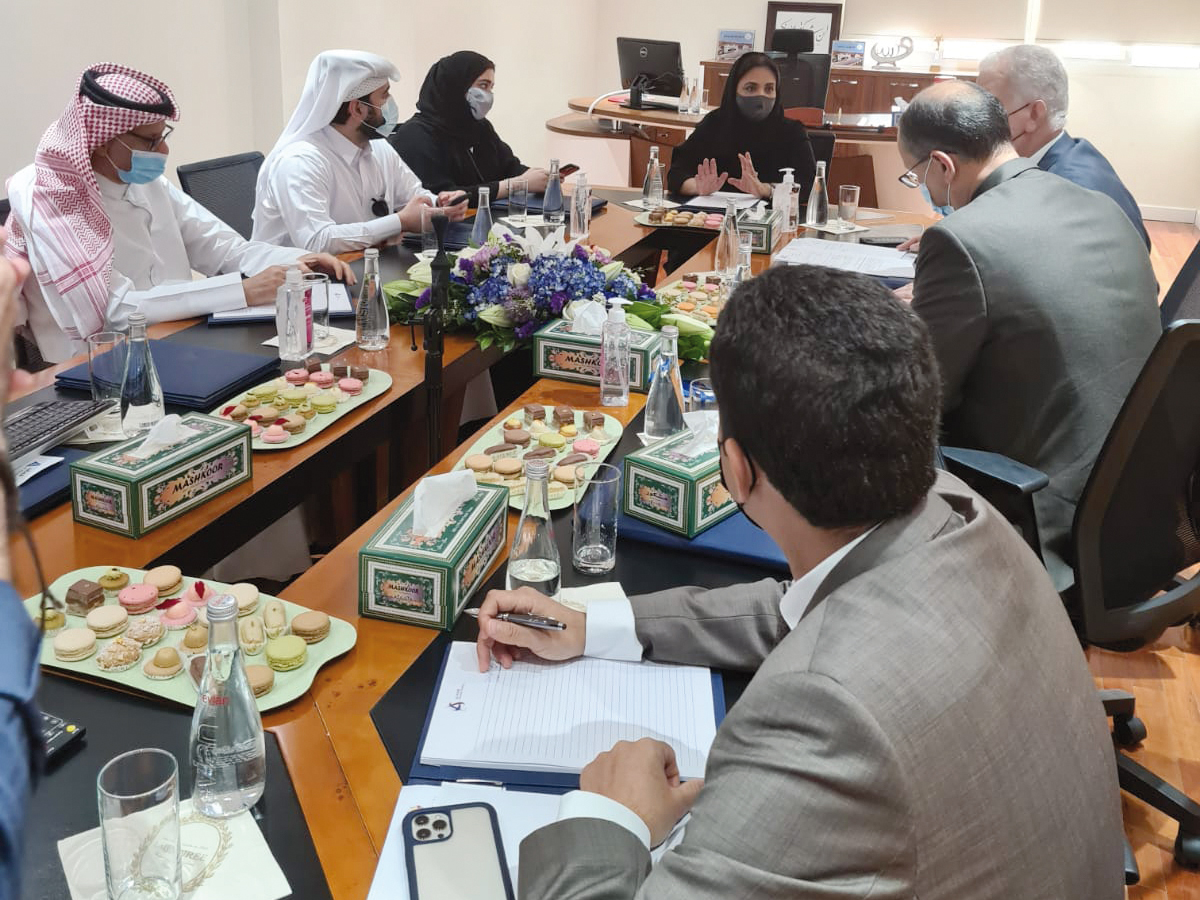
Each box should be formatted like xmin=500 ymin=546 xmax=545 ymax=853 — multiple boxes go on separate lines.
xmin=940 ymin=446 xmax=1049 ymax=495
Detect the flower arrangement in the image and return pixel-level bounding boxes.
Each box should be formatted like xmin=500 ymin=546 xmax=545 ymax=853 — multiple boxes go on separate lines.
xmin=383 ymin=225 xmax=659 ymax=354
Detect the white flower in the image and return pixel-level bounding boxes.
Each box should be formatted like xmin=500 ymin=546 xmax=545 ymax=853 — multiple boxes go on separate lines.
xmin=600 ymin=261 xmax=624 ymax=283
xmin=508 ymin=262 xmax=532 ymax=288
xmin=478 ymin=304 xmax=514 ymax=327
xmin=407 ymin=259 xmax=433 ymax=285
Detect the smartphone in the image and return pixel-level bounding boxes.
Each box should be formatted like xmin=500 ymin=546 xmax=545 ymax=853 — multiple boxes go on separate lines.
xmin=403 ymin=802 xmax=514 ymax=900
xmin=558 ymin=163 xmax=580 ymax=178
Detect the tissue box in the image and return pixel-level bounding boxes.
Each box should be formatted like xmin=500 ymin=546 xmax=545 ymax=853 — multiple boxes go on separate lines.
xmin=69 ymin=413 xmax=252 ymax=538
xmin=532 ymin=319 xmax=658 ymax=393
xmin=622 ymin=430 xmax=737 ymax=537
xmin=737 ymin=207 xmax=784 ymax=254
xmin=358 ymin=483 xmax=509 ymax=629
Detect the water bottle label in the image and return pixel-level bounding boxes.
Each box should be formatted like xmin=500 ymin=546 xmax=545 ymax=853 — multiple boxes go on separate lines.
xmin=123 ymin=403 xmax=162 ymax=431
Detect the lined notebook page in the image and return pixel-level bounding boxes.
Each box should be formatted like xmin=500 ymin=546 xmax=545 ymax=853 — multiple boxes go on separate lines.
xmin=421 ymin=642 xmax=717 ymax=779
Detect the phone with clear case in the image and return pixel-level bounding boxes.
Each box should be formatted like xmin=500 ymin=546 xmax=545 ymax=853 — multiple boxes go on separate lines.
xmin=403 ymin=802 xmax=514 ymax=900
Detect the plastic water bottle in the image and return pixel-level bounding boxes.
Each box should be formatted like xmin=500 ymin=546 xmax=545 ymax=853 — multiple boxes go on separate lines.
xmin=275 ymin=266 xmax=310 ymax=365
xmin=189 ymin=593 xmax=266 ymax=818
xmin=355 ymin=248 xmax=389 ymax=351
xmin=543 ymin=159 xmax=564 ymax=226
xmin=714 ymin=199 xmax=741 ymax=278
xmin=470 ymin=185 xmax=494 ymax=248
xmin=119 ymin=312 xmax=164 ymax=437
xmin=570 ymin=173 xmax=592 ymax=242
xmin=644 ymin=326 xmax=687 ymax=441
xmin=805 ymin=160 xmax=829 ymax=228
xmin=642 ymin=147 xmax=663 ymax=210
xmin=506 ymin=459 xmax=561 ymax=600
xmin=600 ymin=302 xmax=631 ymax=407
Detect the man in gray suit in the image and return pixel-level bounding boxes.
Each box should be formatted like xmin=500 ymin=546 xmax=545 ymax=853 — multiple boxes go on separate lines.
xmin=898 ymin=81 xmax=1160 ymax=591
xmin=475 ymin=265 xmax=1124 ymax=899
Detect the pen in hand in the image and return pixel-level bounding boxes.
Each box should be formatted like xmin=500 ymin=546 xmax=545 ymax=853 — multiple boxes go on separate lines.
xmin=463 ymin=608 xmax=566 ymax=631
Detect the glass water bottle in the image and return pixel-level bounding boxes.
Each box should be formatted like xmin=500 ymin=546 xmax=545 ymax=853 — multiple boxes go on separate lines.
xmin=470 ymin=185 xmax=494 ymax=248
xmin=642 ymin=146 xmax=663 ymax=209
xmin=355 ymin=248 xmax=389 ymax=350
xmin=543 ymin=159 xmax=564 ymax=226
xmin=644 ymin=326 xmax=687 ymax=441
xmin=714 ymin=199 xmax=741 ymax=279
xmin=119 ymin=312 xmax=164 ymax=437
xmin=506 ymin=459 xmax=561 ymax=600
xmin=571 ymin=173 xmax=592 ymax=241
xmin=189 ymin=593 xmax=266 ymax=818
xmin=805 ymin=160 xmax=829 ymax=228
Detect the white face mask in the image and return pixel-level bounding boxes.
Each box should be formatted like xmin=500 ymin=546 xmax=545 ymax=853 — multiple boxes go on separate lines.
xmin=466 ymin=86 xmax=493 ymax=120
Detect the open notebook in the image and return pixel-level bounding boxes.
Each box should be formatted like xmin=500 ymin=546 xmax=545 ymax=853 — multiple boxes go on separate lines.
xmin=417 ymin=642 xmax=720 ymax=782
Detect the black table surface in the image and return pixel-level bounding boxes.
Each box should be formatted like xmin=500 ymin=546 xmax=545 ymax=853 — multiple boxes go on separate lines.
xmin=370 ymin=409 xmax=764 ymax=779
xmin=24 ymin=675 xmax=330 ymax=899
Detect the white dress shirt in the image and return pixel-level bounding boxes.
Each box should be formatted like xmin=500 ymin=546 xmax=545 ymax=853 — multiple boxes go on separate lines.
xmin=1027 ymin=129 xmax=1067 ymax=167
xmin=7 ymin=166 xmax=304 ymax=363
xmin=253 ymin=126 xmax=434 ymax=254
xmin=558 ymin=527 xmax=875 ymax=848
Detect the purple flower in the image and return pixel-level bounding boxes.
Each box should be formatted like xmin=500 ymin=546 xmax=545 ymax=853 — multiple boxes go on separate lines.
xmin=415 ymin=287 xmax=431 ymax=309
xmin=515 ymin=321 xmax=539 ymax=340
xmin=572 ymin=244 xmax=589 ymax=261
xmin=459 ymin=258 xmax=475 ymax=281
xmin=549 ymin=290 xmax=569 ymax=315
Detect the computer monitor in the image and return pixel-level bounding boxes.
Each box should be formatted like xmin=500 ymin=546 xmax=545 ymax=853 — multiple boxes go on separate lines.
xmin=616 ymin=37 xmax=684 ymax=97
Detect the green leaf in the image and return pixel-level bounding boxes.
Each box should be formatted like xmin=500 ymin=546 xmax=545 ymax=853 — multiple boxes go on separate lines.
xmin=478 ymin=333 xmax=495 ymax=351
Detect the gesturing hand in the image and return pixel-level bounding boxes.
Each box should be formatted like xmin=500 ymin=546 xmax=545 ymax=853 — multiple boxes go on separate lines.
xmin=693 ymin=158 xmax=728 ymax=196
xmin=474 ymin=586 xmax=585 ymax=672
xmin=726 ymin=152 xmax=770 ymax=198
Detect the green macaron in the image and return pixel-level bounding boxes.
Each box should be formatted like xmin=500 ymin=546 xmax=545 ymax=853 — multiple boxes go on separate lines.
xmin=265 ymin=635 xmax=307 ymax=672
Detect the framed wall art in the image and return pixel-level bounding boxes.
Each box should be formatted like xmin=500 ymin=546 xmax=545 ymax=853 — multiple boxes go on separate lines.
xmin=764 ymin=2 xmax=843 ymax=55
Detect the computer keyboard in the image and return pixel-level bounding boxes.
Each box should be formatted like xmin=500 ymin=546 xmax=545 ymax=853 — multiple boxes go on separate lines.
xmin=620 ymin=93 xmax=684 ymax=111
xmin=5 ymin=399 xmax=117 ymax=468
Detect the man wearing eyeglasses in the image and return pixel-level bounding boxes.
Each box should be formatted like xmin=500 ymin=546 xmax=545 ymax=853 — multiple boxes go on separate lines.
xmin=3 ymin=63 xmax=351 ymax=365
xmin=978 ymin=45 xmax=1149 ymax=249
xmin=896 ymin=81 xmax=1159 ymax=592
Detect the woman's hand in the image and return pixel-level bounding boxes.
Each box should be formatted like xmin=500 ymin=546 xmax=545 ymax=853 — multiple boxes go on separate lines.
xmin=692 ymin=158 xmax=728 ymax=196
xmin=727 ymin=152 xmax=771 ymax=199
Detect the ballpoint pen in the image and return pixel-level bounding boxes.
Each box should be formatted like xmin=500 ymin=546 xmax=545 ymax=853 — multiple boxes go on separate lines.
xmin=462 ymin=608 xmax=566 ymax=631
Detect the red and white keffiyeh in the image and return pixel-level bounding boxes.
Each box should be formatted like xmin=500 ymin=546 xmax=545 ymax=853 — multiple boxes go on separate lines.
xmin=4 ymin=63 xmax=179 ymax=340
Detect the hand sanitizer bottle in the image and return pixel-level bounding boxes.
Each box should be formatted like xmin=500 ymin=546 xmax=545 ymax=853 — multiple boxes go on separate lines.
xmin=774 ymin=168 xmax=797 ymax=235
xmin=600 ymin=301 xmax=631 ymax=407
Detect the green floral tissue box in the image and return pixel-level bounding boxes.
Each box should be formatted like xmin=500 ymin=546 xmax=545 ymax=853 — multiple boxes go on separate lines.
xmin=622 ymin=430 xmax=737 ymax=537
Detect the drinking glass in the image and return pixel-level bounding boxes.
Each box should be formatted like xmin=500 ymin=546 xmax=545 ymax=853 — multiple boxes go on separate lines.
xmin=688 ymin=76 xmax=701 ymax=115
xmin=86 ymin=331 xmax=128 ymax=438
xmin=701 ymin=88 xmax=710 ymax=110
xmin=838 ymin=184 xmax=861 ymax=227
xmin=572 ymin=462 xmax=621 ymax=575
xmin=687 ymin=378 xmax=717 ymax=413
xmin=421 ymin=206 xmax=446 ymax=254
xmin=508 ymin=178 xmax=528 ymax=226
xmin=303 ymin=272 xmax=332 ymax=348
xmin=98 ymin=748 xmax=182 ymax=900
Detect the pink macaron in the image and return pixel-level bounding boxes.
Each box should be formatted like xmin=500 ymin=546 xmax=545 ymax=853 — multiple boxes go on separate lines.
xmin=160 ymin=602 xmax=197 ymax=630
xmin=261 ymin=424 xmax=289 ymax=444
xmin=338 ymin=377 xmax=363 ymax=396
xmin=681 ymin=281 xmax=697 ymax=290
xmin=310 ymin=370 xmax=335 ymax=388
xmin=117 ymin=583 xmax=160 ymax=615
xmin=284 ymin=368 xmax=310 ymax=385
xmin=573 ymin=438 xmax=600 ymax=458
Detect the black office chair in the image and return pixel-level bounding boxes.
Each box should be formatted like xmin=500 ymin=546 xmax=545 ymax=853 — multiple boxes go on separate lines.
xmin=176 ymin=151 xmax=264 ymax=240
xmin=769 ymin=29 xmax=832 ymax=110
xmin=943 ymin=320 xmax=1200 ymax=879
xmin=1159 ymin=239 xmax=1200 ymax=325
xmin=807 ymin=130 xmax=835 ymax=176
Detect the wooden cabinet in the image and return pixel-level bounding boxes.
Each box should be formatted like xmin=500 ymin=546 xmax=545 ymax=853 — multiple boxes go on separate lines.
xmin=872 ymin=74 xmax=936 ymax=111
xmin=827 ymin=72 xmax=868 ymax=114
xmin=629 ymin=127 xmax=685 ymax=189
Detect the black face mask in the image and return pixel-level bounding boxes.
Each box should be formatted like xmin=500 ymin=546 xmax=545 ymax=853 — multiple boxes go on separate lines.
xmin=736 ymin=94 xmax=774 ymax=122
xmin=718 ymin=439 xmax=763 ymax=530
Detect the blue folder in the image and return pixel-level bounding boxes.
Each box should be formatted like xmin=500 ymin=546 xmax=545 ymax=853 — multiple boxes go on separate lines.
xmin=617 ymin=508 xmax=790 ymax=574
xmin=407 ymin=643 xmax=726 ymax=794
xmin=54 ymin=340 xmax=280 ymax=409
xmin=400 ymin=220 xmax=475 ymax=252
xmin=18 ymin=446 xmax=92 ymax=520
xmin=491 ymin=194 xmax=608 ymax=215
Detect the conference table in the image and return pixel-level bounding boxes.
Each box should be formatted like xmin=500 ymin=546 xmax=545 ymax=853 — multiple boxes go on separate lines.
xmin=17 ymin=194 xmax=932 ymax=899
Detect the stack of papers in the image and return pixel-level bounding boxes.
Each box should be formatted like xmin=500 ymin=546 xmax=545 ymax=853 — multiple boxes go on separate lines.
xmin=772 ymin=237 xmax=916 ymax=279
xmin=209 ymin=284 xmax=353 ymax=324
xmin=687 ymin=191 xmax=760 ymax=211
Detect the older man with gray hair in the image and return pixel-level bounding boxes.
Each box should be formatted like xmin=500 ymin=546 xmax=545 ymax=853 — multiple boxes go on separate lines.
xmin=978 ymin=44 xmax=1149 ymax=248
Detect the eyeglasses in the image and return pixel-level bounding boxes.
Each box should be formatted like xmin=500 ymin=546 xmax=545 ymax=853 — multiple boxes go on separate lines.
xmin=122 ymin=123 xmax=174 ymax=152
xmin=898 ymin=156 xmax=931 ymax=189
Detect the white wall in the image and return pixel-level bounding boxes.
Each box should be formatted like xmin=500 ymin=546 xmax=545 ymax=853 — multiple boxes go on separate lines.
xmin=2 ymin=0 xmax=1198 ymax=218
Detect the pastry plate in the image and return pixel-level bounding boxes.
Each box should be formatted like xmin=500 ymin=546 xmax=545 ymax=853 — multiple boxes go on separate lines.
xmin=25 ymin=566 xmax=357 ymax=713
xmin=452 ymin=405 xmax=624 ymax=511
xmin=208 ymin=365 xmax=392 ymax=451
xmin=634 ymin=209 xmax=725 ymax=230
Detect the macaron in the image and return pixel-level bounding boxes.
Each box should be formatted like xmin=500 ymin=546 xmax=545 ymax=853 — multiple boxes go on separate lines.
xmin=179 ymin=623 xmax=209 ymax=656
xmin=265 ymin=635 xmax=307 ymax=672
xmin=96 ymin=636 xmax=142 ymax=673
xmin=261 ymin=424 xmax=289 ymax=444
xmin=254 ymin=404 xmax=282 ymax=422
xmin=97 ymin=567 xmax=130 ymax=596
xmin=553 ymin=466 xmax=579 ymax=486
xmin=284 ymin=368 xmax=310 ymax=385
xmin=228 ymin=583 xmax=260 ymax=617
xmin=280 ymin=414 xmax=307 ymax=435
xmin=559 ymin=423 xmax=578 ymax=438
xmin=503 ymin=428 xmax=530 ymax=447
xmin=290 ymin=610 xmax=331 ymax=644
xmin=126 ymin=617 xmax=165 ymax=649
xmin=239 ymin=616 xmax=266 ymax=656
xmin=310 ymin=392 xmax=337 ymax=414
xmin=681 ymin=280 xmax=698 ymax=290
xmin=538 ymin=432 xmax=566 ymax=449
xmin=32 ymin=608 xmax=66 ymax=635
xmin=338 ymin=377 xmax=363 ymax=396
xmin=143 ymin=565 xmax=183 ymax=598
xmin=53 ymin=628 xmax=97 ymax=662
xmin=310 ymin=371 xmax=335 ymax=388
xmin=249 ymin=384 xmax=278 ymax=401
xmin=262 ymin=600 xmax=288 ymax=639
xmin=180 ymin=580 xmax=213 ymax=608
xmin=493 ymin=458 xmax=523 ymax=478
xmin=465 ymin=454 xmax=493 ymax=473
xmin=160 ymin=602 xmax=197 ymax=630
xmin=241 ymin=393 xmax=261 ymax=409
xmin=246 ymin=665 xmax=275 ymax=698
xmin=143 ymin=646 xmax=183 ymax=680
xmin=86 ymin=605 xmax=129 ymax=639
xmin=296 ymin=401 xmax=316 ymax=420
xmin=573 ymin=438 xmax=600 ymax=458
xmin=119 ymin=582 xmax=160 ymax=615
xmin=280 ymin=388 xmax=308 ymax=409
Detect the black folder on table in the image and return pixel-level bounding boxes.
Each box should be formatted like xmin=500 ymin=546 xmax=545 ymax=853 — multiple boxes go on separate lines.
xmin=400 ymin=220 xmax=475 ymax=252
xmin=491 ymin=194 xmax=608 ymax=215
xmin=55 ymin=340 xmax=279 ymax=409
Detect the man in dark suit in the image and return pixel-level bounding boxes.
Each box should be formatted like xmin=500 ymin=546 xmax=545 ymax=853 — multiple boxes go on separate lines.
xmin=476 ymin=265 xmax=1124 ymax=899
xmin=979 ymin=44 xmax=1150 ymax=249
xmin=899 ymin=81 xmax=1161 ymax=589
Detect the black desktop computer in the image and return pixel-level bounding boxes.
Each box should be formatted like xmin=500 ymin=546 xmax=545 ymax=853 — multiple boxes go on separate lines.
xmin=616 ymin=37 xmax=685 ymax=108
